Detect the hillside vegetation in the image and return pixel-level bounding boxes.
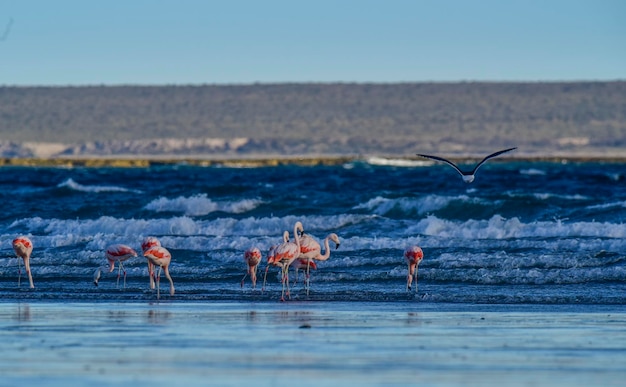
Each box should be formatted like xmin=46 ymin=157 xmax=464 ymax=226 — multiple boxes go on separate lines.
xmin=0 ymin=82 xmax=624 ymax=158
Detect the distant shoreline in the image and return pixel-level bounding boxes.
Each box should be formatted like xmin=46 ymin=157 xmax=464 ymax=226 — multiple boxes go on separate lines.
xmin=3 ymin=154 xmax=626 ymax=168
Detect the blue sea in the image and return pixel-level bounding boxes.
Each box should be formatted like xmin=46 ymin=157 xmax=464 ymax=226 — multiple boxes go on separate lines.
xmin=1 ymin=158 xmax=626 ymax=386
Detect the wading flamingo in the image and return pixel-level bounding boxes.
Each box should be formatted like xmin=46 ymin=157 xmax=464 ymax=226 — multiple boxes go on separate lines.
xmin=141 ymin=236 xmax=161 ymax=290
xmin=12 ymin=236 xmax=34 ymax=288
xmin=417 ymin=147 xmax=517 ymax=183
xmin=264 ymin=222 xmax=303 ymax=301
xmin=94 ymin=244 xmax=138 ymax=288
xmin=404 ymin=246 xmax=424 ymax=292
xmin=263 ymin=241 xmax=317 ymax=291
xmin=241 ymin=246 xmax=262 ymax=289
xmin=298 ymin=233 xmax=340 ymax=295
xmin=143 ymin=246 xmax=175 ymax=299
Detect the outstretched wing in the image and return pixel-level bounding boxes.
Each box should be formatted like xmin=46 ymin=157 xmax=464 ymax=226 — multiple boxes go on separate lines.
xmin=471 ymin=147 xmax=517 ymax=174
xmin=416 ymin=153 xmax=466 ymax=177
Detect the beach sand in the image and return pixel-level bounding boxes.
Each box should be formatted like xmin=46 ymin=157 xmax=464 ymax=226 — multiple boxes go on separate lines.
xmin=1 ymin=302 xmax=625 ymax=386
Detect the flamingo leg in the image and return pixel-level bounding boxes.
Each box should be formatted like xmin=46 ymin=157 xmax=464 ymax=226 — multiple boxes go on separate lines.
xmin=116 ymin=263 xmax=122 ymax=288
xmin=251 ymin=266 xmax=257 ymax=289
xmin=120 ymin=261 xmax=127 ymax=289
xmin=284 ymin=265 xmax=292 ymax=300
xmin=262 ymin=265 xmax=270 ymax=292
xmin=17 ymin=257 xmax=22 ymax=288
xmin=241 ymin=272 xmax=248 ymax=288
xmin=24 ymin=258 xmax=34 ymax=289
xmin=414 ymin=264 xmax=419 ymax=293
xmin=148 ymin=262 xmax=155 ymax=290
xmin=406 ymin=263 xmax=412 ymax=292
xmin=163 ymin=266 xmax=175 ymax=296
xmin=305 ymin=260 xmax=312 ymax=296
xmin=156 ymin=266 xmax=162 ymax=300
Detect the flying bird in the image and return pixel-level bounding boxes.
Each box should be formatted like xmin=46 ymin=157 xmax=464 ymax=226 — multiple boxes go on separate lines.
xmin=417 ymin=147 xmax=517 ymax=183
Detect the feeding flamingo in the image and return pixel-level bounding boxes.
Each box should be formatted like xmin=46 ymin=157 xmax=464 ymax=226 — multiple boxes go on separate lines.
xmin=298 ymin=232 xmax=340 ymax=295
xmin=262 ymin=232 xmax=288 ymax=292
xmin=94 ymin=244 xmax=138 ymax=288
xmin=141 ymin=236 xmax=161 ymax=289
xmin=12 ymin=236 xmax=34 ymax=288
xmin=241 ymin=246 xmax=262 ymax=289
xmin=404 ymin=246 xmax=424 ymax=292
xmin=143 ymin=246 xmax=175 ymax=299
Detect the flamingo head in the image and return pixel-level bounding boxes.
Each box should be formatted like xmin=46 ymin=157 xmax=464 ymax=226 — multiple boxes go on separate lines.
xmin=141 ymin=236 xmax=161 ymax=253
xmin=328 ymin=233 xmax=341 ymax=249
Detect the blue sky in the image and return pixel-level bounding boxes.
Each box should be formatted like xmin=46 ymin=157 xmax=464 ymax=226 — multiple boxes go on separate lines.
xmin=0 ymin=0 xmax=624 ymax=85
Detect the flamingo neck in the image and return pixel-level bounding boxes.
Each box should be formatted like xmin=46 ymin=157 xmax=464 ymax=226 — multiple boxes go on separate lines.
xmin=318 ymin=237 xmax=331 ymax=260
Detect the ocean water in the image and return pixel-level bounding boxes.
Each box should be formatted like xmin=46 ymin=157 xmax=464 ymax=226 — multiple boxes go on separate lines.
xmin=1 ymin=158 xmax=626 ymax=385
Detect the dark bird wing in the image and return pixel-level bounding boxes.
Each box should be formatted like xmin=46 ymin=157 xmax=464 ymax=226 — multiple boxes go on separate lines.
xmin=416 ymin=153 xmax=466 ymax=177
xmin=470 ymin=147 xmax=517 ymax=174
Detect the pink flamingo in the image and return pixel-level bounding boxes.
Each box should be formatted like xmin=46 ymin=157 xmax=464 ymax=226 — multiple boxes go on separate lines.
xmin=143 ymin=246 xmax=175 ymax=299
xmin=264 ymin=222 xmax=303 ymax=301
xmin=263 ymin=241 xmax=317 ymax=291
xmin=273 ymin=222 xmax=303 ymax=301
xmin=241 ymin=246 xmax=262 ymax=289
xmin=12 ymin=236 xmax=34 ymax=288
xmin=298 ymin=232 xmax=340 ymax=294
xmin=262 ymin=232 xmax=288 ymax=292
xmin=141 ymin=236 xmax=161 ymax=290
xmin=94 ymin=244 xmax=138 ymax=288
xmin=404 ymin=246 xmax=424 ymax=292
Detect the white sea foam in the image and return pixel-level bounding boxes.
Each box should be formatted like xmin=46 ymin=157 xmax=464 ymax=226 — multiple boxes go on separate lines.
xmin=519 ymin=168 xmax=546 ymax=176
xmin=366 ymin=157 xmax=431 ymax=167
xmin=144 ymin=194 xmax=263 ymax=216
xmin=353 ymin=195 xmax=485 ymax=215
xmin=58 ymin=178 xmax=142 ymax=193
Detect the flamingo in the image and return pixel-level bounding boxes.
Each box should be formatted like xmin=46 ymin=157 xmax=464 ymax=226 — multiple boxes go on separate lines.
xmin=404 ymin=246 xmax=424 ymax=292
xmin=273 ymin=222 xmax=303 ymax=301
xmin=298 ymin=233 xmax=341 ymax=295
xmin=241 ymin=246 xmax=262 ymax=289
xmin=262 ymin=232 xmax=288 ymax=292
xmin=141 ymin=236 xmax=161 ymax=290
xmin=263 ymin=240 xmax=317 ymax=292
xmin=143 ymin=246 xmax=175 ymax=299
xmin=417 ymin=147 xmax=517 ymax=183
xmin=94 ymin=244 xmax=138 ymax=288
xmin=12 ymin=236 xmax=34 ymax=288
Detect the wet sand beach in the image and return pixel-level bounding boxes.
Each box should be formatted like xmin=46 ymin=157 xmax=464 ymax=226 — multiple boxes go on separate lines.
xmin=1 ymin=302 xmax=625 ymax=387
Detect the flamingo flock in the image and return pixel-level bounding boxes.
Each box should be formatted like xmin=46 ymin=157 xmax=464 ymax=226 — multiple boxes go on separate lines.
xmin=6 ymin=229 xmax=426 ymax=300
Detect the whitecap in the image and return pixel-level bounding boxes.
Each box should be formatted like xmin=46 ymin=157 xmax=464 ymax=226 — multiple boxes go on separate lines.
xmin=144 ymin=194 xmax=263 ymax=216
xmin=366 ymin=157 xmax=431 ymax=167
xmin=58 ymin=178 xmax=142 ymax=194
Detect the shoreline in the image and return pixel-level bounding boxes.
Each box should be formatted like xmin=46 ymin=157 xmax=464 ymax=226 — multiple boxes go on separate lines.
xmin=3 ymin=153 xmax=626 ymax=168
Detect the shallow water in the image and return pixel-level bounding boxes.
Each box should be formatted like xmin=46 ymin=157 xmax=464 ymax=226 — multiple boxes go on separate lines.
xmin=2 ymin=160 xmax=626 ymax=385
xmin=1 ymin=160 xmax=625 ymax=304
xmin=1 ymin=302 xmax=625 ymax=386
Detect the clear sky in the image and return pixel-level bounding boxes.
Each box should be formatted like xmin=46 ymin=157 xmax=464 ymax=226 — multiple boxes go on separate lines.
xmin=0 ymin=0 xmax=624 ymax=85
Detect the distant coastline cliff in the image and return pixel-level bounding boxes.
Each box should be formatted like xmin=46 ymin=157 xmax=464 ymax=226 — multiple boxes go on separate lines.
xmin=1 ymin=82 xmax=625 ymax=158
